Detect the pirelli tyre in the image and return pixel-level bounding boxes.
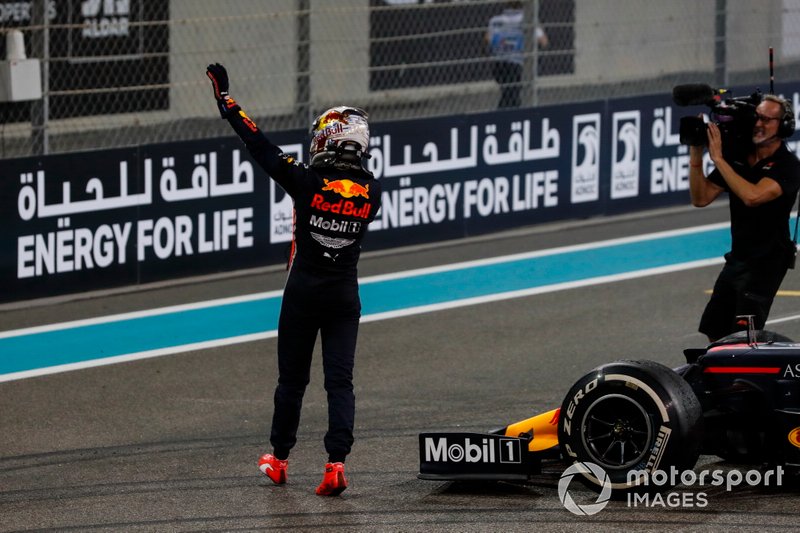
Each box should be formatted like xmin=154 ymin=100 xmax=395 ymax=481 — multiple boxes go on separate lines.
xmin=558 ymin=360 xmax=703 ymax=495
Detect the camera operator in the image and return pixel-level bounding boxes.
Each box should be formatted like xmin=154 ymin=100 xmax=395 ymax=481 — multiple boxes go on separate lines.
xmin=689 ymin=94 xmax=800 ymax=342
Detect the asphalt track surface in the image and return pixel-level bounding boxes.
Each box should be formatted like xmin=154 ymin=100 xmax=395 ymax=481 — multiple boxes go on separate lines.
xmin=2 ymin=204 xmax=800 ymax=532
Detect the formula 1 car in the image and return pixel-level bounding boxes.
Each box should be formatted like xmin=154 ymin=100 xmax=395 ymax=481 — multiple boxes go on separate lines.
xmin=418 ymin=322 xmax=800 ymax=494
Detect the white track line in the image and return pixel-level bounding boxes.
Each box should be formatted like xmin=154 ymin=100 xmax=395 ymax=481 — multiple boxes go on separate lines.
xmin=0 ymin=222 xmax=731 ymax=340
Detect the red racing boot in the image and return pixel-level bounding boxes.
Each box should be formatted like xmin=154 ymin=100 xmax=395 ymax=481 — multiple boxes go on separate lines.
xmin=315 ymin=462 xmax=348 ymax=496
xmin=258 ymin=453 xmax=288 ymax=485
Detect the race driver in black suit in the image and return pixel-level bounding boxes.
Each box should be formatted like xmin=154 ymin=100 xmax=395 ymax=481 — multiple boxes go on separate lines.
xmin=206 ymin=63 xmax=381 ymax=496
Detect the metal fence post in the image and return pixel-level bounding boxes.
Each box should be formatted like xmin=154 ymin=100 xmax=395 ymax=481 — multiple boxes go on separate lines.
xmin=522 ymin=0 xmax=539 ymax=108
xmin=297 ymin=0 xmax=311 ymax=126
xmin=29 ymin=0 xmax=49 ymax=155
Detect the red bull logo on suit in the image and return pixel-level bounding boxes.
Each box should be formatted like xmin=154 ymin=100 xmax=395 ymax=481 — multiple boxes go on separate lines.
xmin=322 ymin=179 xmax=370 ymax=199
xmin=311 ymin=194 xmax=372 ymax=219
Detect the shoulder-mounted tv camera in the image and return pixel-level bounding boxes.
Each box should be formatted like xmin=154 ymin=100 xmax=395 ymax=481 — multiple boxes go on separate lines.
xmin=673 ymin=84 xmax=762 ymax=156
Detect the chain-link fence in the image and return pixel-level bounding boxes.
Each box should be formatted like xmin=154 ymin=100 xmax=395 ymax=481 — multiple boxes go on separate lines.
xmin=2 ymin=0 xmax=800 ymax=159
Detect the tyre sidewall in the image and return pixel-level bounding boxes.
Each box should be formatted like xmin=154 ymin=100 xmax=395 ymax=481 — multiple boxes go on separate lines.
xmin=558 ymin=360 xmax=702 ymax=492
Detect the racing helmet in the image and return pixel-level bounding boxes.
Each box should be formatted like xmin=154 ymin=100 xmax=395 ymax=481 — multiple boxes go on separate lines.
xmin=309 ymin=106 xmax=370 ymax=169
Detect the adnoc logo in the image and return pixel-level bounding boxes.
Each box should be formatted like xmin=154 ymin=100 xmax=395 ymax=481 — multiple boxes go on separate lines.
xmin=558 ymin=462 xmax=612 ymax=516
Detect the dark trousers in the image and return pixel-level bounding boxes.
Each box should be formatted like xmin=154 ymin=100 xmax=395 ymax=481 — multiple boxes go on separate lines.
xmin=699 ymin=250 xmax=790 ymax=341
xmin=492 ymin=61 xmax=522 ymax=108
xmin=269 ymin=268 xmax=361 ymax=463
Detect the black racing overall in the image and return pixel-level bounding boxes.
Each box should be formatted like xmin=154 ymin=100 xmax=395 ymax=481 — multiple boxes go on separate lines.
xmin=223 ymin=100 xmax=381 ymax=462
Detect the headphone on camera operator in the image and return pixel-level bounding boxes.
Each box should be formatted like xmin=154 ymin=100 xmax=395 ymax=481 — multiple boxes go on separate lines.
xmin=771 ymin=95 xmax=796 ymax=139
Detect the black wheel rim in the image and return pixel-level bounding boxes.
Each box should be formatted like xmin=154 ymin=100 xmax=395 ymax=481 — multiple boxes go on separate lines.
xmin=580 ymin=393 xmax=654 ymax=470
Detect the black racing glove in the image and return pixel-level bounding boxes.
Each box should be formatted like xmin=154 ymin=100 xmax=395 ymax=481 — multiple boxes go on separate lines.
xmin=206 ymin=63 xmax=236 ymax=119
xmin=206 ymin=63 xmax=264 ymax=145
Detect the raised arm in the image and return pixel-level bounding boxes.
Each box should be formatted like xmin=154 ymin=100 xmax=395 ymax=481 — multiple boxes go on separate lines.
xmin=206 ymin=63 xmax=302 ymax=197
